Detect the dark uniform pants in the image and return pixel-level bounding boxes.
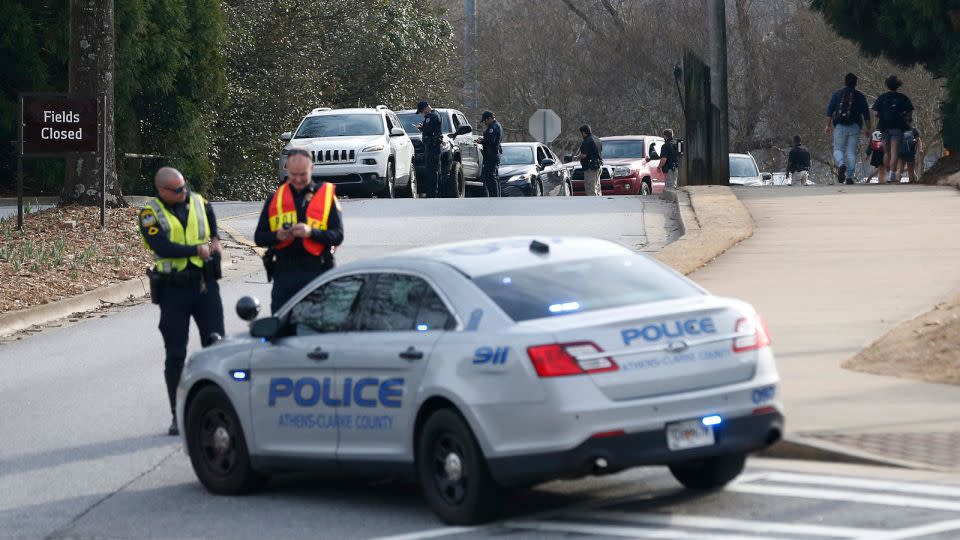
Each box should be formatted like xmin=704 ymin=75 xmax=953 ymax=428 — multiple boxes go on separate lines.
xmin=423 ymin=140 xmax=442 ymax=198
xmin=481 ymin=156 xmax=501 ymax=197
xmin=158 ymin=278 xmax=224 ymax=415
xmin=271 ymin=270 xmax=325 ymax=314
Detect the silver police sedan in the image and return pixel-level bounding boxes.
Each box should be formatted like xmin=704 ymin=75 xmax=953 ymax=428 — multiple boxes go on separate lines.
xmin=177 ymin=236 xmax=783 ymax=524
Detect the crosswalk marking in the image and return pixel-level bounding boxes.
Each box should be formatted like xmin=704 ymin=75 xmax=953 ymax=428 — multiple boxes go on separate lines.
xmin=503 ymin=519 xmax=780 ymax=540
xmin=866 ymin=518 xmax=960 ymax=540
xmin=570 ymin=511 xmax=881 ymax=538
xmin=760 ymin=471 xmax=960 ymax=499
xmin=726 ymin=483 xmax=960 ymax=512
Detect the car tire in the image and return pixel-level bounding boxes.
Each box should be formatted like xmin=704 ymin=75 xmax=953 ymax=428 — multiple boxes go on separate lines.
xmin=379 ymin=162 xmax=396 ymax=199
xmin=641 ymin=179 xmax=652 ymax=196
xmin=417 ymin=409 xmax=501 ymax=524
xmin=403 ymin=162 xmax=418 ymax=198
xmin=185 ymin=385 xmax=266 ymax=495
xmin=668 ymin=452 xmax=746 ymax=490
xmin=444 ymin=162 xmax=465 ymax=198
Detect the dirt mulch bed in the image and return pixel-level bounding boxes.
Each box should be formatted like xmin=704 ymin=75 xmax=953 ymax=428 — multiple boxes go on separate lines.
xmin=843 ymin=293 xmax=960 ymax=385
xmin=0 ymin=205 xmax=152 ymax=314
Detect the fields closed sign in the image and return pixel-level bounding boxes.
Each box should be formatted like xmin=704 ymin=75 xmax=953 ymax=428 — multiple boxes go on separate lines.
xmin=22 ymin=96 xmax=98 ymax=155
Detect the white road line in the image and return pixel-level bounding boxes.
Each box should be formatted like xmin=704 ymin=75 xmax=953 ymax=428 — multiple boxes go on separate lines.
xmin=504 ymin=519 xmax=781 ymax=540
xmin=761 ymin=472 xmax=960 ymax=499
xmin=573 ymin=511 xmax=880 ymax=538
xmin=367 ymin=526 xmax=480 ymax=540
xmin=726 ymin=483 xmax=960 ymax=512
xmin=865 ymin=519 xmax=960 ymax=540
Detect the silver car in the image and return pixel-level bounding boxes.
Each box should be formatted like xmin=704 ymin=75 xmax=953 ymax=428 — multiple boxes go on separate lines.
xmin=177 ymin=237 xmax=784 ymax=524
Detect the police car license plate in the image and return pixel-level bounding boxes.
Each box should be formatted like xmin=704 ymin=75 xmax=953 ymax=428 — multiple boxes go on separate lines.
xmin=666 ymin=419 xmax=715 ymax=451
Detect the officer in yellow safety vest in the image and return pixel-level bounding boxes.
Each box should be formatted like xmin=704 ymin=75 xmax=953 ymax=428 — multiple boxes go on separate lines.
xmin=255 ymin=147 xmax=344 ymax=313
xmin=139 ymin=166 xmax=224 ymax=436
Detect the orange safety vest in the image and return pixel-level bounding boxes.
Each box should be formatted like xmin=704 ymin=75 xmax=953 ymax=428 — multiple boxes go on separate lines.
xmin=267 ymin=182 xmax=336 ymax=255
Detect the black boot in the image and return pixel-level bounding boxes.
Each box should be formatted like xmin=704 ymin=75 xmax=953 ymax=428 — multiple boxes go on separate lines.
xmin=837 ymin=165 xmax=846 ymax=185
xmin=168 ymin=415 xmax=179 ymax=436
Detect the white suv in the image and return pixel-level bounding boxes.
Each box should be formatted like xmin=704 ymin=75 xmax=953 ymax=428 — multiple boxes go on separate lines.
xmin=278 ymin=106 xmax=416 ymax=198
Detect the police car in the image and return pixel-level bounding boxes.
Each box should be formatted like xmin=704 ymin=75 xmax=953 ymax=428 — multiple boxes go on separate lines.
xmin=177 ymin=237 xmax=783 ymax=524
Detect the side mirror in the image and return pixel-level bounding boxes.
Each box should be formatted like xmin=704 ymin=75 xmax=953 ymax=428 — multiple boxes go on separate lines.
xmin=390 ymin=127 xmax=406 ymax=137
xmin=540 ymin=158 xmax=556 ymax=167
xmin=250 ymin=317 xmax=281 ymax=339
xmin=280 ymin=131 xmax=293 ymax=142
xmin=236 ymin=296 xmax=261 ymax=321
xmin=761 ymin=172 xmax=772 ymax=181
xmin=455 ymin=125 xmax=473 ymax=135
xmin=563 ymin=154 xmax=573 ymax=163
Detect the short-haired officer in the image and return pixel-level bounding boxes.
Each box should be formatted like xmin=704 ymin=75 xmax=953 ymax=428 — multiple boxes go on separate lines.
xmin=139 ymin=167 xmax=224 ymax=436
xmin=658 ymin=129 xmax=680 ymax=189
xmin=416 ymin=100 xmax=443 ymax=198
xmin=475 ymin=110 xmax=502 ymax=197
xmin=255 ymin=148 xmax=344 ymax=313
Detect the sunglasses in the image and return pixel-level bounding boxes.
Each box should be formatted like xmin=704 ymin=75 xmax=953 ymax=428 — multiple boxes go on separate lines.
xmin=162 ymin=184 xmax=187 ymax=194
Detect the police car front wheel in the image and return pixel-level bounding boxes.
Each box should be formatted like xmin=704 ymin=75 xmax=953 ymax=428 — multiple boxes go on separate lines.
xmin=417 ymin=409 xmax=501 ymax=524
xmin=668 ymin=452 xmax=746 ymax=490
xmin=185 ymin=385 xmax=266 ymax=495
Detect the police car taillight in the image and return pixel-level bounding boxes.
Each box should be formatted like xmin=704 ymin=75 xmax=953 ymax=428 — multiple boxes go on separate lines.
xmin=527 ymin=342 xmax=618 ymax=377
xmin=733 ymin=316 xmax=771 ymax=352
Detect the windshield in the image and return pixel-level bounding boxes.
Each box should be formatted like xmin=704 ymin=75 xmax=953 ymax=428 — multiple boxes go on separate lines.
xmin=729 ymin=155 xmax=759 ymax=177
xmin=294 ymin=114 xmax=384 ymax=138
xmin=602 ymin=140 xmax=646 ymax=159
xmin=472 ymin=255 xmax=702 ymax=322
xmin=396 ymin=112 xmax=453 ymax=135
xmin=500 ymin=146 xmax=535 ymax=166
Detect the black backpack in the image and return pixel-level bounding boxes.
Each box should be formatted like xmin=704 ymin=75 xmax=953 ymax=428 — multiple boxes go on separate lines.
xmin=879 ymin=93 xmax=905 ymax=130
xmin=833 ymin=88 xmax=855 ymax=124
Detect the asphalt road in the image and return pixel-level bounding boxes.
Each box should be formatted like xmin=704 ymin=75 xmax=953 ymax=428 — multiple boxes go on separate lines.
xmin=4 ymin=195 xmax=960 ymax=539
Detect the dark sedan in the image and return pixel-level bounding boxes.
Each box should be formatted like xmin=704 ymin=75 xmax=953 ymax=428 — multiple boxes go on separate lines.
xmin=498 ymin=143 xmax=572 ymax=197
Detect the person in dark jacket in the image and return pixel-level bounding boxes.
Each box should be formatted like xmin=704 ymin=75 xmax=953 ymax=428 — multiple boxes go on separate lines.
xmin=657 ymin=129 xmax=680 ymax=189
xmin=475 ymin=111 xmax=502 ymax=197
xmin=255 ymin=148 xmax=344 ymax=313
xmin=578 ymin=125 xmax=603 ymax=196
xmin=825 ymin=73 xmax=872 ymax=185
xmin=873 ymin=75 xmax=914 ymax=184
xmin=416 ymin=100 xmax=442 ymax=198
xmin=786 ymin=135 xmax=812 ymax=187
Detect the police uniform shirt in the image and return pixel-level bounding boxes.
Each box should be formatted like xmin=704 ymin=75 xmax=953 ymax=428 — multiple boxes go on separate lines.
xmin=660 ymin=138 xmax=680 ymax=172
xmin=253 ymin=182 xmax=344 ymax=265
xmin=481 ymin=121 xmax=502 ymax=158
xmin=140 ymin=194 xmax=219 ymax=266
xmin=422 ymin=110 xmax=442 ymax=140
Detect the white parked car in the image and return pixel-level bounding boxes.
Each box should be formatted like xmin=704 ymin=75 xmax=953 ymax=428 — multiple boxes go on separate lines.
xmin=278 ymin=106 xmax=416 ymax=198
xmin=729 ymin=153 xmax=770 ymax=187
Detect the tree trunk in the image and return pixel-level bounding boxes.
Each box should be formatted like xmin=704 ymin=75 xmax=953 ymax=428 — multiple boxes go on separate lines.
xmin=62 ymin=0 xmax=124 ymax=207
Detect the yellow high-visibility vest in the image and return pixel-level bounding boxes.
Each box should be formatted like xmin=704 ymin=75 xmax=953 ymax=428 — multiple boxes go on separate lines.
xmin=140 ymin=193 xmax=210 ymax=273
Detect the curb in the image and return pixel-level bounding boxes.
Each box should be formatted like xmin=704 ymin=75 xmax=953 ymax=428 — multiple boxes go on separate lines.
xmin=218 ymin=222 xmax=265 ymax=256
xmin=757 ymin=436 xmax=952 ymax=472
xmin=655 ymin=186 xmax=752 ymax=276
xmin=0 ymin=276 xmax=149 ymax=338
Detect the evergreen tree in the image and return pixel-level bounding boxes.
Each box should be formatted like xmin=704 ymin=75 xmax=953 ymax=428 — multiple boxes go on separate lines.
xmin=812 ymin=0 xmax=960 ymax=151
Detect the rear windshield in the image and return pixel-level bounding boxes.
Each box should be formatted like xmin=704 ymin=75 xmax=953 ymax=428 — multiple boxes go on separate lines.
xmin=472 ymin=255 xmax=702 ymax=321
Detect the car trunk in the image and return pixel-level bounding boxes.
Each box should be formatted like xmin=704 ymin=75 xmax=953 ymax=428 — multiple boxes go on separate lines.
xmin=526 ymin=298 xmax=758 ymax=400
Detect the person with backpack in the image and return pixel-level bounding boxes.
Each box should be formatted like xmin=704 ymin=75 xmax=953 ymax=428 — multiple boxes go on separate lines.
xmin=824 ymin=73 xmax=872 ymax=185
xmin=872 ymin=75 xmax=914 ymax=184
xmin=786 ymin=135 xmax=811 ymax=186
xmin=864 ymin=130 xmax=884 ymax=183
xmin=898 ymin=127 xmax=922 ymax=183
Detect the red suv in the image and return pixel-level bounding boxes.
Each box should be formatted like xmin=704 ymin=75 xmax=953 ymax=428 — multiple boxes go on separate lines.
xmin=566 ymin=135 xmax=666 ymax=195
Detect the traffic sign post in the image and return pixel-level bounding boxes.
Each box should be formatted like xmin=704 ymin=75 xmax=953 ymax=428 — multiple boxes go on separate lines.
xmin=528 ymin=109 xmax=561 ymax=144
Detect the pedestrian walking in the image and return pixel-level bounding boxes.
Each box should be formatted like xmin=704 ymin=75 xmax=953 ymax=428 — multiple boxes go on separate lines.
xmin=255 ymin=148 xmax=344 ymax=314
xmin=864 ymin=130 xmax=884 ymax=183
xmin=475 ymin=110 xmax=502 ymax=197
xmin=657 ymin=129 xmax=680 ymax=189
xmin=416 ymin=100 xmax=442 ymax=198
xmin=139 ymin=167 xmax=224 ymax=436
xmin=872 ymin=75 xmax=914 ymax=184
xmin=786 ymin=135 xmax=811 ymax=186
xmin=898 ymin=126 xmax=922 ymax=183
xmin=578 ymin=124 xmax=604 ymax=196
xmin=824 ymin=73 xmax=872 ymax=185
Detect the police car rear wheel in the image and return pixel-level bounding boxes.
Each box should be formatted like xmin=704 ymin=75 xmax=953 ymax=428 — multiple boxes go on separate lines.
xmin=417 ymin=409 xmax=500 ymax=524
xmin=186 ymin=386 xmax=265 ymax=495
xmin=668 ymin=452 xmax=746 ymax=490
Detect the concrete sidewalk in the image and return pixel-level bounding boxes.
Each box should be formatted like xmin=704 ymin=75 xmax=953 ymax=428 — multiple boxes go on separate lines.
xmin=691 ymin=184 xmax=960 ymax=469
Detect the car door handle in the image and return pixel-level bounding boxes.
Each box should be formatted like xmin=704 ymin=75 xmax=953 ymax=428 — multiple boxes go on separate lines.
xmin=306 ymin=347 xmax=329 ymax=361
xmin=399 ymin=346 xmax=424 ymax=361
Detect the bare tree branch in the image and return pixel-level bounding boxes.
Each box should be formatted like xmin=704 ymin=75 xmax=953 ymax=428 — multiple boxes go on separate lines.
xmin=560 ymin=0 xmax=602 ymax=34
xmin=600 ymin=0 xmax=627 ymax=31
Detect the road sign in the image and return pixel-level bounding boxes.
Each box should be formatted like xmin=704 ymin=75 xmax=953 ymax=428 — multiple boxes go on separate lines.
xmin=22 ymin=95 xmax=98 ymax=155
xmin=528 ymin=109 xmax=561 ymax=143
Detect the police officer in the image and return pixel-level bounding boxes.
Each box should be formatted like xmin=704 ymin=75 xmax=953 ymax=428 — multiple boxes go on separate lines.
xmin=255 ymin=148 xmax=344 ymax=313
xmin=657 ymin=129 xmax=680 ymax=189
xmin=416 ymin=100 xmax=442 ymax=198
xmin=476 ymin=110 xmax=502 ymax=197
xmin=578 ymin=124 xmax=603 ymax=196
xmin=139 ymin=167 xmax=224 ymax=436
